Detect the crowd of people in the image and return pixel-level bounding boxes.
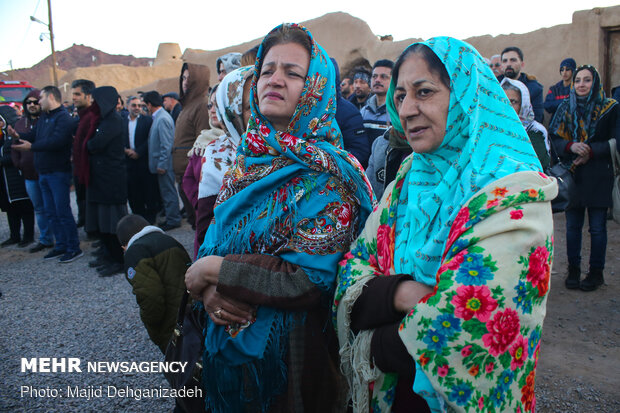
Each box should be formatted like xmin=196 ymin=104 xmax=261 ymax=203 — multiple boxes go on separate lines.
xmin=0 ymin=22 xmax=619 ymax=413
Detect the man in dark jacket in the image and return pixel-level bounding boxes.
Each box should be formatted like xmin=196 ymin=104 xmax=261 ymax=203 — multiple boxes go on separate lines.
xmin=123 ymin=96 xmax=158 ymax=224
xmin=12 ymin=90 xmax=52 ymax=252
xmin=499 ymin=47 xmax=544 ymax=122
xmin=71 ymin=79 xmax=96 ymax=228
xmin=84 ymin=86 xmax=128 ymax=277
xmin=331 ymin=58 xmax=370 ymax=168
xmin=162 ymin=92 xmax=182 ymax=124
xmin=11 ymin=86 xmax=82 ymax=263
xmin=544 ymin=58 xmax=576 ymax=115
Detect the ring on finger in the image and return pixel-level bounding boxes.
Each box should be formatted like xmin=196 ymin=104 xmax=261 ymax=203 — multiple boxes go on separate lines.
xmin=214 ymin=308 xmax=223 ymax=318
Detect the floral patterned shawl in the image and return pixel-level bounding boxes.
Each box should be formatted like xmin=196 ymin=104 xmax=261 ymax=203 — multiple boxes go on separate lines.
xmin=198 ymin=24 xmax=373 ymax=412
xmin=335 ymin=166 xmax=557 ymax=412
xmin=198 ymin=66 xmax=252 ymax=199
xmin=549 ymin=64 xmax=617 ymax=143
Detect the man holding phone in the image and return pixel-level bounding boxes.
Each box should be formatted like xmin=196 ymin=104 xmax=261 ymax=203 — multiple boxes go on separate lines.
xmin=10 ymin=85 xmax=83 ymax=263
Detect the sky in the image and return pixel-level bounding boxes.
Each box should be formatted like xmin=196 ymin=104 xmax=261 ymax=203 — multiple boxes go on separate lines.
xmin=0 ymin=0 xmax=618 ymax=72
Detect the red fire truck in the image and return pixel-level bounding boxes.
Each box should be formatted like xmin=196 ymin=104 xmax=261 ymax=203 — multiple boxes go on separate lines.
xmin=0 ymin=80 xmax=36 ymax=115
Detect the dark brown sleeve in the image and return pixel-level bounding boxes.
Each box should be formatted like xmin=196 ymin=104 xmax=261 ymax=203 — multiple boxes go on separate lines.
xmin=371 ymin=322 xmax=415 ymax=378
xmin=350 ymin=274 xmax=412 ymax=333
xmin=217 ymin=254 xmax=321 ymax=311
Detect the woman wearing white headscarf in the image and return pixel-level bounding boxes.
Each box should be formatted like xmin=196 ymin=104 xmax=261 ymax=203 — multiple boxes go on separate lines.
xmin=501 ymin=77 xmax=550 ymax=168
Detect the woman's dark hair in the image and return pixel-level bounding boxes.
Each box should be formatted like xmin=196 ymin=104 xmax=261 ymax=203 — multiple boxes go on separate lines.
xmin=209 ymin=83 xmax=219 ymax=99
xmin=574 ymin=66 xmax=594 ymax=81
xmin=258 ymin=25 xmax=312 ymax=73
xmin=392 ymin=44 xmax=450 ymax=90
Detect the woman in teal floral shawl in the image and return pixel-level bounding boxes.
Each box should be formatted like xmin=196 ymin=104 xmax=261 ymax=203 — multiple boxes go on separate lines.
xmin=185 ymin=23 xmax=372 ymax=412
xmin=334 ymin=37 xmax=557 ymax=412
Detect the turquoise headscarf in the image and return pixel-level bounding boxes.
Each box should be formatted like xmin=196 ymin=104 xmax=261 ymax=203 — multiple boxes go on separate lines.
xmin=388 ymin=37 xmax=542 ymax=285
xmin=198 ymin=23 xmax=372 ymax=412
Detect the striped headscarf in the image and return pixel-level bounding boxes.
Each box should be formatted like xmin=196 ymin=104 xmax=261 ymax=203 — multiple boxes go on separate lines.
xmin=386 ymin=37 xmax=542 ymax=286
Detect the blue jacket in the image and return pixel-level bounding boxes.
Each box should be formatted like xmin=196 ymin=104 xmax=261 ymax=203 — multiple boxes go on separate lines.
xmin=26 ymin=106 xmax=77 ymax=174
xmin=544 ymin=80 xmax=570 ymax=115
xmin=360 ymin=94 xmax=389 ymax=143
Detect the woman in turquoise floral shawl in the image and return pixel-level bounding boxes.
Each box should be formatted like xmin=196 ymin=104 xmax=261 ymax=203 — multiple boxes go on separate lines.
xmin=334 ymin=37 xmax=558 ymax=412
xmin=185 ymin=24 xmax=373 ymax=413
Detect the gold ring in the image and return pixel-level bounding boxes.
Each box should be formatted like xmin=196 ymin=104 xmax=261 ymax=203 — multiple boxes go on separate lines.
xmin=214 ymin=309 xmax=223 ymax=318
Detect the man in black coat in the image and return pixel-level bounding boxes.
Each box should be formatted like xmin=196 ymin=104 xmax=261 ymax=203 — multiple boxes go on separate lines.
xmin=123 ymin=96 xmax=158 ymax=224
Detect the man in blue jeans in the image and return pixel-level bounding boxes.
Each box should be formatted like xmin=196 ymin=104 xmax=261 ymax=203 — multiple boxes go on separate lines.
xmin=10 ymin=86 xmax=83 ymax=263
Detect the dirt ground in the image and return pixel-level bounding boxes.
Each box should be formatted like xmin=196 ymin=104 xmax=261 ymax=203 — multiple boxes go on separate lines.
xmin=534 ymin=213 xmax=620 ymax=412
xmin=0 ymin=207 xmax=618 ymax=412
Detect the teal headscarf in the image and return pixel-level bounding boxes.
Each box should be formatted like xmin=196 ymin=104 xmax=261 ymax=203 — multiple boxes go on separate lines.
xmin=388 ymin=37 xmax=542 ymax=285
xmin=198 ymin=23 xmax=373 ymax=412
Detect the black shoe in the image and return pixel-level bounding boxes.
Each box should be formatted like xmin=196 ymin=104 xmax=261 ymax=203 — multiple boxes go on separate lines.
xmin=1 ymin=238 xmax=20 ymax=247
xmin=89 ymin=257 xmax=111 ymax=268
xmin=159 ymin=222 xmax=181 ymax=231
xmin=44 ymin=249 xmax=66 ymax=260
xmin=58 ymin=250 xmax=84 ymax=263
xmin=91 ymin=247 xmax=108 ymax=258
xmin=18 ymin=238 xmax=34 ymax=248
xmin=580 ymin=268 xmax=604 ymax=291
xmin=565 ymin=265 xmax=581 ymax=289
xmin=29 ymin=243 xmax=54 ymax=253
xmin=97 ymin=262 xmax=123 ymax=277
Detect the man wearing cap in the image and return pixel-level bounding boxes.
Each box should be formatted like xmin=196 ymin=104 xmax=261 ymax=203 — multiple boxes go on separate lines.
xmin=162 ymin=92 xmax=182 ymax=124
xmin=544 ymin=58 xmax=576 ymax=115
xmin=348 ymin=67 xmax=372 ymax=110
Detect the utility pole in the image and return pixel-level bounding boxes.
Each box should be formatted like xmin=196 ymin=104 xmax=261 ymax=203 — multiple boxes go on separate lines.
xmin=31 ymin=0 xmax=58 ymax=86
xmin=47 ymin=0 xmax=58 ymax=86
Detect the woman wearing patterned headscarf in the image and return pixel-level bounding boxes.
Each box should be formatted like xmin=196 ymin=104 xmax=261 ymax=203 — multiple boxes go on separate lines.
xmin=185 ymin=24 xmax=373 ymax=412
xmin=501 ymin=77 xmax=550 ymax=168
xmin=335 ymin=37 xmax=557 ymax=412
xmin=549 ymin=65 xmax=618 ymax=291
xmin=183 ymin=67 xmax=253 ymax=258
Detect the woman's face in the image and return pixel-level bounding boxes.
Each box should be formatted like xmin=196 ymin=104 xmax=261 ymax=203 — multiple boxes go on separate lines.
xmin=574 ymin=69 xmax=594 ymax=97
xmin=505 ymin=88 xmax=522 ymax=115
xmin=209 ymin=92 xmax=224 ymax=129
xmin=395 ymin=54 xmax=450 ymax=154
xmin=256 ymin=42 xmax=310 ymax=132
